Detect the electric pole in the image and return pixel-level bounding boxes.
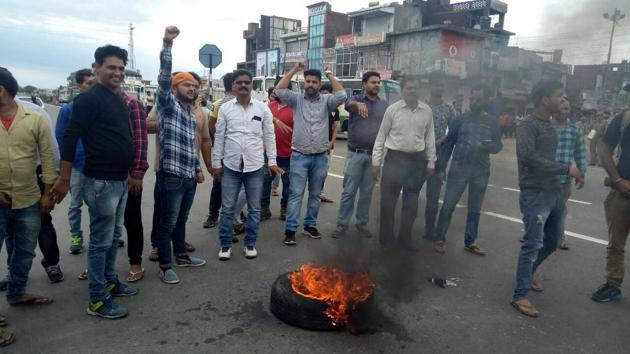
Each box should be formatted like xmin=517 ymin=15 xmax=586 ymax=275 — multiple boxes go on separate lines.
xmin=603 ymin=8 xmax=625 ymax=65
xmin=128 ymin=23 xmax=137 ymax=71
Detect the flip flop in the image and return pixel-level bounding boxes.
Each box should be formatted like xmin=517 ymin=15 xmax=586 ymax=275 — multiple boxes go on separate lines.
xmin=531 ymin=280 xmax=544 ymax=292
xmin=434 ymin=241 xmax=446 ymax=254
xmin=8 ymin=293 xmax=53 ymax=306
xmin=511 ymin=300 xmax=539 ymax=318
xmin=0 ymin=329 xmax=14 ymax=347
xmin=126 ymin=268 xmax=145 ymax=283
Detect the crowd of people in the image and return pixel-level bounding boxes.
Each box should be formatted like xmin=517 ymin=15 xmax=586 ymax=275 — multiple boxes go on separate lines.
xmin=0 ymin=25 xmax=629 ymax=346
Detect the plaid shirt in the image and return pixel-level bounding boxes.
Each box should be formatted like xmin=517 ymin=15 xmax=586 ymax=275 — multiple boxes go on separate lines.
xmin=554 ymin=120 xmax=587 ymax=184
xmin=119 ymin=90 xmax=148 ymax=180
xmin=431 ymin=101 xmax=457 ymax=141
xmin=156 ymin=41 xmax=200 ymax=178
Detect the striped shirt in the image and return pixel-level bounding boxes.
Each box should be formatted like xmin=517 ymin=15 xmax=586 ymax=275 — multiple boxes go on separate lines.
xmin=156 ymin=41 xmax=201 ymax=178
xmin=554 ymin=119 xmax=587 ymax=184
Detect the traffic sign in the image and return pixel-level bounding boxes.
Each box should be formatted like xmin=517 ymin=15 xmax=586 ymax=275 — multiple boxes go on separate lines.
xmin=199 ymin=44 xmax=222 ymax=69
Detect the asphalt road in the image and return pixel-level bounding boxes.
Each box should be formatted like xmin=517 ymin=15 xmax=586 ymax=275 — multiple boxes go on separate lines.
xmin=2 ymin=104 xmax=629 ymax=353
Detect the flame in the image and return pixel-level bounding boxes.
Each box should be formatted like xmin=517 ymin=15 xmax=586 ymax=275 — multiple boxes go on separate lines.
xmin=288 ymin=264 xmax=375 ymax=327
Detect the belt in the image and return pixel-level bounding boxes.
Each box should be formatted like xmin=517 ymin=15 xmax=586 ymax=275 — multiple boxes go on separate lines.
xmin=348 ymin=147 xmax=372 ymax=155
xmin=292 ymin=149 xmax=327 ymax=156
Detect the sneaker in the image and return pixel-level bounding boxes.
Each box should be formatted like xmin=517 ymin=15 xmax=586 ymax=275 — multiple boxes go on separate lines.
xmin=592 ymin=283 xmax=622 ymax=302
xmin=261 ymin=205 xmax=272 ymax=220
xmin=160 ymin=268 xmax=180 ymax=284
xmin=355 ymin=224 xmax=373 ymax=238
xmin=117 ymin=239 xmax=124 ymax=248
xmin=244 ymin=246 xmax=258 ymax=259
xmin=105 ymin=282 xmax=138 ymax=297
xmin=174 ymin=255 xmax=206 ymax=267
xmin=87 ymin=297 xmax=128 ymax=319
xmin=44 ymin=264 xmax=64 ymax=283
xmin=558 ymin=240 xmax=569 ymax=250
xmin=69 ymin=235 xmax=83 ymax=254
xmin=303 ymin=226 xmax=321 ymax=239
xmin=203 ymin=215 xmax=219 ymax=228
xmin=149 ymin=247 xmax=159 ymax=262
xmin=284 ymin=231 xmax=297 ymax=246
xmin=218 ymin=247 xmax=232 ymax=261
xmin=280 ymin=206 xmax=287 ymax=221
xmin=331 ymin=225 xmax=347 ymax=239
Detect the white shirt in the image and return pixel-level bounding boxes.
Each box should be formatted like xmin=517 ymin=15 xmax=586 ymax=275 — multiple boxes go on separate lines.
xmin=212 ymin=97 xmax=276 ymax=173
xmin=372 ymin=99 xmax=436 ymax=168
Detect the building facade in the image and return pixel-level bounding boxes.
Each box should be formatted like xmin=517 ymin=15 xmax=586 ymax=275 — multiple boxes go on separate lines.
xmin=306 ymin=2 xmax=351 ymax=71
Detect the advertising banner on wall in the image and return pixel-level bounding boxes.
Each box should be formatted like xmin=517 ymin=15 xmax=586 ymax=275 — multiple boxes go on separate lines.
xmin=335 ymin=34 xmax=356 ymax=49
xmin=255 ymin=49 xmax=281 ymax=77
xmin=356 ymin=32 xmax=385 ymax=47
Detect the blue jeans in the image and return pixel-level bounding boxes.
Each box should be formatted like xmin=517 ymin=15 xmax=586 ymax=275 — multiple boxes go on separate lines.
xmin=157 ymin=172 xmax=197 ymax=267
xmin=83 ymin=177 xmax=128 ymax=302
xmin=0 ymin=203 xmax=41 ymax=300
xmin=513 ymin=188 xmax=565 ymax=301
xmin=219 ymin=167 xmax=264 ymax=248
xmin=336 ymin=151 xmax=375 ymax=227
xmin=262 ymin=156 xmax=291 ymax=207
xmin=285 ymin=152 xmax=328 ymax=231
xmin=68 ymin=168 xmax=85 ymax=237
xmin=435 ymin=165 xmax=490 ymax=246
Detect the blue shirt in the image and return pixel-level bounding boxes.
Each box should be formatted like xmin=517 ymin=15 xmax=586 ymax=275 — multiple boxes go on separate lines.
xmin=156 ymin=41 xmax=201 ymax=178
xmin=345 ymin=94 xmax=388 ymax=150
xmin=437 ymin=111 xmax=502 ymax=175
xmin=55 ymin=102 xmax=85 ymax=171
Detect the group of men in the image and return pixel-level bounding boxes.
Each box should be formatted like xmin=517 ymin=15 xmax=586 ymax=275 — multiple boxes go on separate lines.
xmin=0 ymin=25 xmax=630 ymax=347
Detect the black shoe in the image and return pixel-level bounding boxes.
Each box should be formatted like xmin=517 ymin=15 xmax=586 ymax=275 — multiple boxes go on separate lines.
xmin=45 ymin=264 xmax=65 ymax=283
xmin=284 ymin=231 xmax=297 ymax=246
xmin=303 ymin=226 xmax=321 ymax=239
xmin=117 ymin=239 xmax=124 ymax=248
xmin=261 ymin=206 xmax=272 ymax=220
xmin=203 ymin=215 xmax=219 ymax=228
xmin=355 ymin=224 xmax=373 ymax=238
xmin=592 ymin=283 xmax=622 ymax=302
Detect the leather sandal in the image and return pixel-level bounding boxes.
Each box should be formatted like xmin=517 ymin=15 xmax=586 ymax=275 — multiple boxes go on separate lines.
xmin=511 ymin=300 xmax=539 ymax=318
xmin=126 ymin=267 xmax=145 ymax=283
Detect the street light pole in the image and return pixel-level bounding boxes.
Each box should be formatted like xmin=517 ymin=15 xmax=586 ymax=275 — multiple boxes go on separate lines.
xmin=604 ymin=8 xmax=626 ymax=65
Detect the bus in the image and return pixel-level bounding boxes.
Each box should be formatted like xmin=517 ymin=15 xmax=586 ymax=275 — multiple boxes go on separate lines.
xmin=252 ymin=76 xmax=302 ymax=103
xmin=324 ymin=78 xmax=401 ymax=134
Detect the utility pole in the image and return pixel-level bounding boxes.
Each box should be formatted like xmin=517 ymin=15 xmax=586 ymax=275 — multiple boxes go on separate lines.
xmin=603 ymin=8 xmax=625 ymax=65
xmin=128 ymin=23 xmax=137 ymax=71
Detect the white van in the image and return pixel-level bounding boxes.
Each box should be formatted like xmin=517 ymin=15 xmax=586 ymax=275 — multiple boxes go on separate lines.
xmin=252 ymin=76 xmax=301 ymax=103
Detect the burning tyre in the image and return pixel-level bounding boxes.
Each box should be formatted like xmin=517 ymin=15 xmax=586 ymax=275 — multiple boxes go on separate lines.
xmin=270 ymin=264 xmax=375 ymax=333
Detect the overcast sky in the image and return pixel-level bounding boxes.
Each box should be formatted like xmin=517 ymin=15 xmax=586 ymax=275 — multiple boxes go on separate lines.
xmin=1 ymin=0 xmax=629 ymax=88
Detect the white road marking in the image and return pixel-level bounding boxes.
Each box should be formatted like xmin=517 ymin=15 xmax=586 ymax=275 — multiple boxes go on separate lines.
xmin=499 ymin=187 xmax=592 ymax=205
xmin=327 ymin=172 xmax=605 ymax=245
xmin=482 ymin=212 xmax=607 ymax=246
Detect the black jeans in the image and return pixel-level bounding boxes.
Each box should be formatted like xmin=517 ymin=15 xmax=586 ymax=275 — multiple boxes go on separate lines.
xmin=261 ymin=156 xmax=291 ymax=207
xmin=209 ymin=179 xmax=222 ymax=219
xmin=124 ymin=191 xmax=143 ymax=265
xmin=379 ymin=150 xmax=428 ymax=246
xmin=37 ymin=166 xmax=59 ymax=267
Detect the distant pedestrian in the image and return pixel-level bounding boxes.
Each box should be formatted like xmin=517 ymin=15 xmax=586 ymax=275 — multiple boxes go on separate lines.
xmin=553 ymin=95 xmax=587 ymax=251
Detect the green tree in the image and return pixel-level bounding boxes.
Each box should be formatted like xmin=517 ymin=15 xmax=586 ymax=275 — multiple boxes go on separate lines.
xmin=22 ymin=85 xmax=38 ymax=94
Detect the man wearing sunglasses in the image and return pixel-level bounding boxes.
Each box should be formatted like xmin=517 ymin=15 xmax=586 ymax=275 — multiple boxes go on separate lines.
xmin=212 ymin=70 xmax=282 ymax=260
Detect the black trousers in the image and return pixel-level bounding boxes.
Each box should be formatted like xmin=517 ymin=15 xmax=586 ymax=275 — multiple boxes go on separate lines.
xmin=209 ymin=178 xmax=222 ymax=219
xmin=379 ymin=150 xmax=428 ymax=246
xmin=37 ymin=166 xmax=59 ymax=268
xmin=124 ymin=191 xmax=143 ymax=265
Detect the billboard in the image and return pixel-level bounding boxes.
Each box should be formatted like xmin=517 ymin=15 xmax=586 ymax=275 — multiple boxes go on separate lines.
xmin=255 ymin=49 xmax=281 ymax=77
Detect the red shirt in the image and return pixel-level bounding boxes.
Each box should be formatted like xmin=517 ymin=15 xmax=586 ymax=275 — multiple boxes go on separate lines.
xmin=0 ymin=113 xmax=16 ymax=131
xmin=268 ymin=101 xmax=294 ymax=158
